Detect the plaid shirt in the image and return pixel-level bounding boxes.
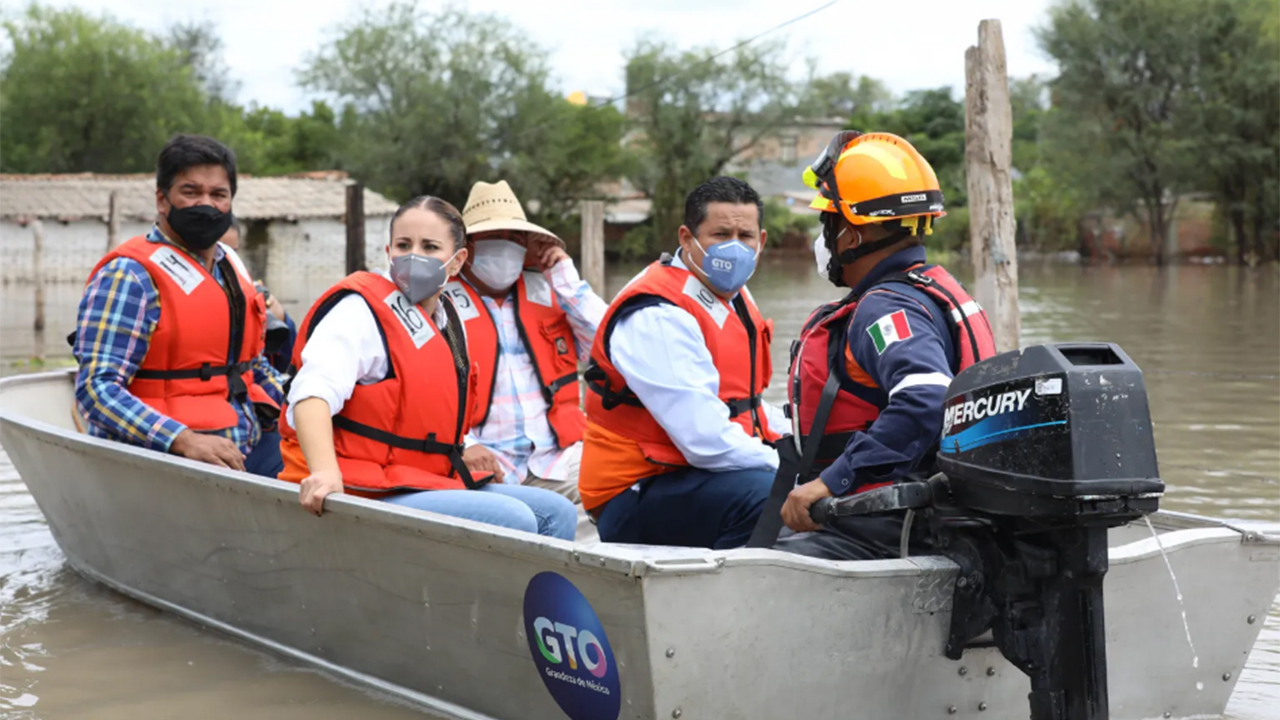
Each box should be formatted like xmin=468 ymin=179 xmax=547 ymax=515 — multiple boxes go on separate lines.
xmin=72 ymin=226 xmax=286 ymax=455
xmin=466 ymin=260 xmax=606 ymax=482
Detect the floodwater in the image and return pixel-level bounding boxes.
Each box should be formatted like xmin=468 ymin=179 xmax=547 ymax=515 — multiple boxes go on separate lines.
xmin=1 ymin=256 xmax=1277 ymax=719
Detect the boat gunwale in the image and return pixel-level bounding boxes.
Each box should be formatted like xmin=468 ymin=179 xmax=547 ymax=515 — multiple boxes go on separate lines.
xmin=2 ymin=370 xmax=1272 ymax=581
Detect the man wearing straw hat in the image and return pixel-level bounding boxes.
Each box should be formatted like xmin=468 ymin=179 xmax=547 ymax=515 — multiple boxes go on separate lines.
xmin=446 ymin=180 xmax=607 ymax=540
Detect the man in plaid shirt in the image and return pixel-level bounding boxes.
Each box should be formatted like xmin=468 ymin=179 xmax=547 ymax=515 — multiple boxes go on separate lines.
xmin=445 ymin=181 xmax=607 ymax=538
xmin=72 ymin=135 xmax=287 ymax=476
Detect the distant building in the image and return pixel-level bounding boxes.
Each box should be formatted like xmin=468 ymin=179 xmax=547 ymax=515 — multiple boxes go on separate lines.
xmin=596 ymin=117 xmax=847 ymax=231
xmin=0 ymin=172 xmax=398 ymax=304
xmin=725 ymin=117 xmax=848 ymax=214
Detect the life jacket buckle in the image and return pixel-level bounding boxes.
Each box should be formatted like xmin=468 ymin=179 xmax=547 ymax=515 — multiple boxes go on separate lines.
xmin=906 ymin=269 xmax=933 ymax=286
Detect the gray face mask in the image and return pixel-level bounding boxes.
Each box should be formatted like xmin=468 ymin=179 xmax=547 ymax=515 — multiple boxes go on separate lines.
xmin=389 ymin=252 xmax=459 ymax=304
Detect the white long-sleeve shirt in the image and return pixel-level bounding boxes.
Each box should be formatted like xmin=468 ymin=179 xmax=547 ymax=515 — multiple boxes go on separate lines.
xmin=285 ymin=272 xmax=454 ymax=428
xmin=608 ymin=251 xmax=785 ymax=472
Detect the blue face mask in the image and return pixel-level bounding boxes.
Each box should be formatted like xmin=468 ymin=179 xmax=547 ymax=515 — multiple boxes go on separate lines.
xmin=693 ymin=238 xmax=759 ymax=295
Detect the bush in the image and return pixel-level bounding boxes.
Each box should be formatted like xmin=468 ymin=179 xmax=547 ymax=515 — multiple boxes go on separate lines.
xmin=763 ymin=199 xmax=820 ymax=249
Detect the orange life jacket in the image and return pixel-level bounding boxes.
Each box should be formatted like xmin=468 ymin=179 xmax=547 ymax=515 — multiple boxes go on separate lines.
xmin=578 ymin=255 xmax=780 ymax=510
xmin=788 ymin=264 xmax=996 ymax=490
xmin=443 ymin=273 xmax=585 ymax=448
xmin=278 ymin=272 xmax=487 ymax=494
xmin=85 ymin=235 xmax=275 ymax=432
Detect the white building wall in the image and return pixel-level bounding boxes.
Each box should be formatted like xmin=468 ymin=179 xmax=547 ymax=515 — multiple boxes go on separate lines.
xmin=0 ymin=214 xmax=389 ymax=302
xmin=263 ymin=215 xmax=391 ymax=307
xmin=1 ymin=218 xmax=151 ymax=283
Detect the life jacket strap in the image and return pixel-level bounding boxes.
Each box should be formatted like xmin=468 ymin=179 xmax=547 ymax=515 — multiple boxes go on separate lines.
xmin=584 ymin=362 xmax=645 ymax=410
xmin=545 ymin=371 xmax=580 ymax=396
xmin=134 ymin=360 xmax=253 ymax=382
xmin=877 ymin=268 xmax=983 ymax=365
xmin=724 ymin=394 xmax=764 ymax=419
xmin=330 ymin=415 xmax=487 ymax=490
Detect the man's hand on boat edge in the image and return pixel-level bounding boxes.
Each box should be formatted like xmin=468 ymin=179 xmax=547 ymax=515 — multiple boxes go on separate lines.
xmin=170 ymin=430 xmax=245 ymax=472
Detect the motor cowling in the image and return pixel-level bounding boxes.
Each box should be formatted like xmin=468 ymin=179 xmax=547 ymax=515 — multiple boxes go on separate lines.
xmin=809 ymin=342 xmax=1167 ymax=720
xmin=937 ymin=342 xmax=1164 ymax=520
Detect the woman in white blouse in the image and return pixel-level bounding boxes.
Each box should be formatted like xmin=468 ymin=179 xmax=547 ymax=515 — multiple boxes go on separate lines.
xmin=277 ymin=196 xmax=576 ymax=539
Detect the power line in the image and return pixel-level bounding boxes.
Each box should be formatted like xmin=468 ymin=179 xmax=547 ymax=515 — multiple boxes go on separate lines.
xmin=591 ymin=0 xmax=841 ymax=109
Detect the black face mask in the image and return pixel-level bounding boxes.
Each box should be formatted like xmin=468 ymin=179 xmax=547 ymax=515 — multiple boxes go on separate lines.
xmin=167 ymin=200 xmax=234 ymax=251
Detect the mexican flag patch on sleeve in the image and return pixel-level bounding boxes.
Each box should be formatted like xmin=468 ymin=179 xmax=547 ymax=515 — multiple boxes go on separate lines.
xmin=868 ymin=310 xmax=912 ymax=354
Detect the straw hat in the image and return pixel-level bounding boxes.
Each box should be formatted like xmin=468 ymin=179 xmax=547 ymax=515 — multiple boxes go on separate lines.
xmin=461 ymin=180 xmax=563 ymax=247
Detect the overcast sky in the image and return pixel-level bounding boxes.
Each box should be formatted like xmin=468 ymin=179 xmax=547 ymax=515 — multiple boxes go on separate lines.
xmin=50 ymin=0 xmax=1059 ymax=113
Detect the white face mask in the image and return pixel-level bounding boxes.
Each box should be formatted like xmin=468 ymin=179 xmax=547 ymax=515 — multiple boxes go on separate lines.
xmin=470 ymin=239 xmax=527 ymax=290
xmin=812 ymin=231 xmax=832 ymax=279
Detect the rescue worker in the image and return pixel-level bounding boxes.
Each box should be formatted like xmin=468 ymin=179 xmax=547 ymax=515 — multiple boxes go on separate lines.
xmin=580 ymin=176 xmax=788 ymax=549
xmin=444 ymin=181 xmax=607 ymax=540
xmin=759 ymin=131 xmax=997 ymax=560
xmin=278 ymin=194 xmax=576 ymax=539
xmin=72 ymin=134 xmax=286 ymax=476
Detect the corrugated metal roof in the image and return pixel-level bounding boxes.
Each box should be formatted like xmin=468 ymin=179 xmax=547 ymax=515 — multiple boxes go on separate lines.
xmin=0 ymin=173 xmax=399 ymax=221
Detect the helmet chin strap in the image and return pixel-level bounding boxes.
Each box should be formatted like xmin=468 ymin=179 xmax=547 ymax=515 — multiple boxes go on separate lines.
xmin=821 ymin=216 xmax=911 ymax=287
xmin=836 ymin=228 xmax=911 ymax=266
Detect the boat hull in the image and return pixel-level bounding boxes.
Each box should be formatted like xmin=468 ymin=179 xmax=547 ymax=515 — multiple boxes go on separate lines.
xmin=3 ymin=371 xmax=1277 ymax=720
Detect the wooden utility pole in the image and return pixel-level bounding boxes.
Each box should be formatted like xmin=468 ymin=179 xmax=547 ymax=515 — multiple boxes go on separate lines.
xmin=107 ymin=191 xmax=121 ymax=252
xmin=965 ymin=19 xmax=1020 ymax=352
xmin=345 ymin=182 xmax=366 ymax=274
xmin=31 ymin=219 xmax=46 ymax=333
xmin=580 ymin=200 xmax=606 ymax=297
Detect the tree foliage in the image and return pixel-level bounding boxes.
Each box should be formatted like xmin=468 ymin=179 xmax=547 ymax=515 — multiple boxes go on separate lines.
xmin=1036 ymin=0 xmax=1279 ymax=263
xmin=623 ymin=38 xmax=802 ymax=252
xmin=3 ymin=0 xmax=1276 ymax=264
xmin=299 ymin=2 xmax=627 ymax=228
xmin=0 ymin=5 xmax=208 ymax=173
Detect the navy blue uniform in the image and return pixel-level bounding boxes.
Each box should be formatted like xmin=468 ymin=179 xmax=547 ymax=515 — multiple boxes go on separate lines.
xmin=777 ymin=246 xmax=959 ymax=560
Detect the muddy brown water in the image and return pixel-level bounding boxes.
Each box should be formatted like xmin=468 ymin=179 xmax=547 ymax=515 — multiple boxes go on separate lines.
xmin=1 ymin=257 xmax=1277 ymax=719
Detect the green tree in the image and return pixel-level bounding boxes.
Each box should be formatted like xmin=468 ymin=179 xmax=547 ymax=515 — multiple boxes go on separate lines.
xmin=624 ymin=38 xmax=802 ymax=252
xmin=0 ymin=4 xmax=208 ymax=173
xmin=1037 ymin=0 xmax=1215 ymax=264
xmin=1187 ymin=0 xmax=1280 ymax=263
xmin=299 ymin=1 xmax=627 ymax=229
xmin=168 ymin=19 xmax=239 ymax=103
xmin=802 ymin=69 xmax=893 ymax=122
xmin=218 ymin=101 xmax=346 ymax=176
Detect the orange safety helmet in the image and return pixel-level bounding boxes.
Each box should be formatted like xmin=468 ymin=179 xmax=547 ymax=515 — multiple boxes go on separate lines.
xmin=804 ymin=131 xmax=945 ymax=236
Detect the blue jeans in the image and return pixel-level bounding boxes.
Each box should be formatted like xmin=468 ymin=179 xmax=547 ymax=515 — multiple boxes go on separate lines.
xmin=383 ymin=483 xmax=577 ymax=540
xmin=595 ymin=466 xmax=774 ymax=549
xmin=245 ymin=430 xmax=283 ymax=478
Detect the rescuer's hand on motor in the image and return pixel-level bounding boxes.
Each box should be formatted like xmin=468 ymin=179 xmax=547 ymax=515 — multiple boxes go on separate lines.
xmin=781 ymin=478 xmax=833 ymax=533
xmin=170 ymin=429 xmax=246 ymax=472
xmin=462 ymin=444 xmax=505 ymax=484
xmin=299 ymin=467 xmax=344 ymax=516
xmin=528 ymin=236 xmax=569 ymax=272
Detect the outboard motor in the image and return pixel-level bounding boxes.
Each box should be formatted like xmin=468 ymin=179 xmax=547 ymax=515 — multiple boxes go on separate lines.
xmin=811 ymin=343 xmax=1164 ymax=720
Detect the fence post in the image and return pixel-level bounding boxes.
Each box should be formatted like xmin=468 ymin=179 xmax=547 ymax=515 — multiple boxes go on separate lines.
xmin=965 ymin=19 xmax=1021 ymax=352
xmin=580 ymin=200 xmax=606 ymax=297
xmin=107 ymin=190 xmax=120 ymax=253
xmin=32 ymin=219 xmax=46 ymax=335
xmin=345 ymin=182 xmax=366 ymax=275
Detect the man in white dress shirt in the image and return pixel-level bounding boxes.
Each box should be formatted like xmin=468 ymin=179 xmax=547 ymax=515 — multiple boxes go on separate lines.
xmin=579 ymin=177 xmax=788 ymax=548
